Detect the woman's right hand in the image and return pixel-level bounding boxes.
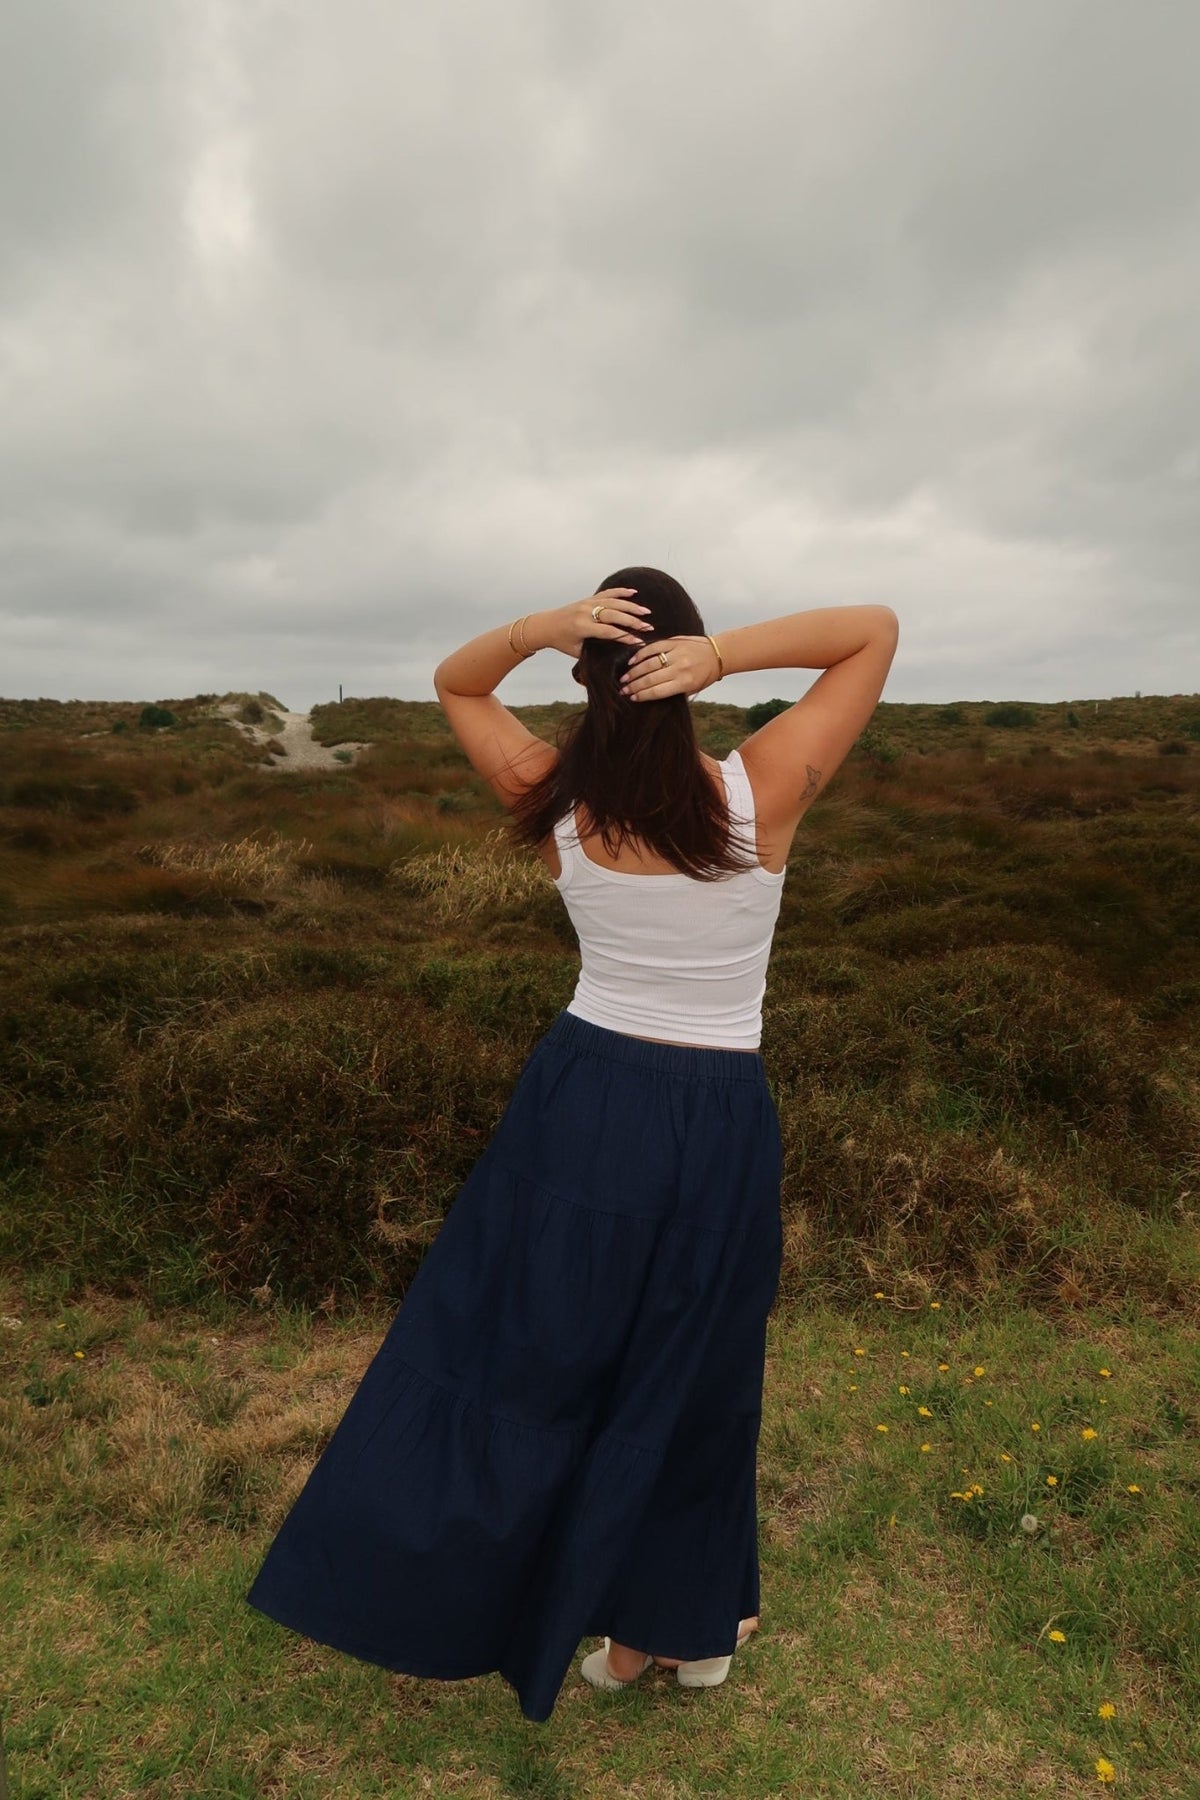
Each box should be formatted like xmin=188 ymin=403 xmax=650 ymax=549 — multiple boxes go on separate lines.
xmin=618 ymin=635 xmax=722 ymax=703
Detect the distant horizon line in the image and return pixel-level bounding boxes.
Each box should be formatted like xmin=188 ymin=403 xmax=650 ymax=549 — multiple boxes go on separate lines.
xmin=3 ymin=689 xmax=1200 ymax=712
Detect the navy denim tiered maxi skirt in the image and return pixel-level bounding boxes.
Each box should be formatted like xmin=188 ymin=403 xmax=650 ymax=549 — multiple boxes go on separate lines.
xmin=244 ymin=1009 xmax=784 ymax=1722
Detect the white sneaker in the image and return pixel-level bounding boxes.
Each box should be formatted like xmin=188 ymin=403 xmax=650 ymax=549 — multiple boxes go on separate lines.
xmin=580 ymin=1637 xmax=654 ymax=1691
xmin=675 ymin=1618 xmax=757 ymax=1688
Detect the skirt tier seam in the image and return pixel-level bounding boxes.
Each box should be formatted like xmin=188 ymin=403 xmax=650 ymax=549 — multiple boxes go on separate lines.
xmin=383 ymin=1348 xmax=661 ymax=1455
xmin=487 ymin=1149 xmax=731 ymax=1237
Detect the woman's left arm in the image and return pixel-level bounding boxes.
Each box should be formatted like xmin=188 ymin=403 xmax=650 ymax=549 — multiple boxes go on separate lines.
xmin=432 ymin=592 xmax=648 ymax=808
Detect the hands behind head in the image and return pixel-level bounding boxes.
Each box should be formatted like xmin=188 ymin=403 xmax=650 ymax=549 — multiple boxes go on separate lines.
xmin=543 ymin=588 xmax=652 ymax=661
xmin=617 ymin=635 xmax=723 ymax=703
xmin=548 ymin=588 xmax=721 ymax=702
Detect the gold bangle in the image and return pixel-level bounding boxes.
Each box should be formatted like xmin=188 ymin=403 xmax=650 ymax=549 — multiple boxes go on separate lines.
xmin=508 ymin=616 xmax=532 ymax=659
xmin=705 ymin=634 xmax=724 ymax=679
xmin=517 ymin=615 xmax=531 ymax=655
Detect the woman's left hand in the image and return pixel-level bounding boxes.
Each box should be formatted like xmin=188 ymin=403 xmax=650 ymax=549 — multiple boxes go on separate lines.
xmin=533 ymin=589 xmax=653 ymax=657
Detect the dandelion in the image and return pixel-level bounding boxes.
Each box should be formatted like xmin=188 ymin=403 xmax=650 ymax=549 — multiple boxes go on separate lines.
xmin=876 ymin=1424 xmax=889 ymax=1433
xmin=874 ymin=1291 xmax=885 ymax=1299
xmin=898 ymin=1384 xmax=910 ymax=1395
xmin=1048 ymin=1629 xmax=1066 ymax=1643
xmin=1020 ymin=1514 xmax=1039 ymax=1534
xmin=74 ymin=1350 xmax=84 ymax=1360
xmin=918 ymin=1406 xmax=932 ymax=1417
xmin=970 ymin=1483 xmax=984 ymax=1495
xmin=1099 ymin=1398 xmax=1107 ymax=1404
xmin=1000 ymin=1452 xmax=1012 ymax=1462
xmin=853 ymin=1347 xmax=866 ymax=1357
xmin=1081 ymin=1427 xmax=1098 ymax=1440
xmin=1126 ymin=1483 xmax=1141 ymax=1494
xmin=985 ymin=1399 xmax=993 ymax=1406
xmin=938 ymin=1362 xmax=950 ymax=1372
xmin=930 ymin=1301 xmax=941 ymax=1309
xmin=849 ymin=1383 xmax=857 ymax=1391
xmin=1046 ymin=1475 xmax=1058 ymax=1487
xmin=1031 ymin=1422 xmax=1041 ymax=1432
xmin=1098 ymin=1368 xmax=1111 ymax=1378
xmin=1095 ymin=1756 xmax=1115 ymax=1783
xmin=974 ymin=1366 xmax=985 ymax=1377
xmin=900 ymin=1349 xmax=910 ymax=1358
xmin=920 ymin=1443 xmax=931 ymax=1452
xmin=1098 ymin=1702 xmax=1116 ymax=1720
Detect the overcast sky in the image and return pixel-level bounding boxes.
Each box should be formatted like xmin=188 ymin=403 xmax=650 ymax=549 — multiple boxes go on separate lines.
xmin=2 ymin=1 xmax=1198 ymax=712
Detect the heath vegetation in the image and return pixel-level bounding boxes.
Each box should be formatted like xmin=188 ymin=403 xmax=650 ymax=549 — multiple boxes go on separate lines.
xmin=2 ymin=685 xmax=1198 ymax=1796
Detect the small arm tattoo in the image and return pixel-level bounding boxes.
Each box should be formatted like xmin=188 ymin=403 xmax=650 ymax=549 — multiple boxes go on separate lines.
xmin=802 ymin=764 xmax=821 ymax=799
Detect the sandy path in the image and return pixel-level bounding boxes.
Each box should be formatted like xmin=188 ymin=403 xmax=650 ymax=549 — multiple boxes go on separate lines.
xmin=218 ymin=702 xmax=370 ymax=771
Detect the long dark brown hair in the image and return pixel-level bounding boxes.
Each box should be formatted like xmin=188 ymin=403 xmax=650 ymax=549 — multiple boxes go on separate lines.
xmin=506 ymin=566 xmax=760 ymax=880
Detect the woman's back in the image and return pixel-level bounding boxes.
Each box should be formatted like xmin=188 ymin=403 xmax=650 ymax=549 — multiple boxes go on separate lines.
xmin=550 ymin=748 xmax=785 ymax=1052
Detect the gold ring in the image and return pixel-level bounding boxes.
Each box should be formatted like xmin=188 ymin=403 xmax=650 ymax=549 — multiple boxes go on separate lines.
xmin=659 ymin=651 xmax=669 ymax=667
xmin=591 ymin=604 xmax=605 ymax=622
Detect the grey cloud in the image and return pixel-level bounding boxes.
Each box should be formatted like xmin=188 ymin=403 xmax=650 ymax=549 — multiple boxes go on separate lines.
xmin=1 ymin=0 xmax=1197 ymax=710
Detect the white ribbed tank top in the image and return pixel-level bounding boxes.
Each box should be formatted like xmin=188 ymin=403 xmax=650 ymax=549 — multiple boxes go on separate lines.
xmin=551 ymin=748 xmax=786 ymax=1051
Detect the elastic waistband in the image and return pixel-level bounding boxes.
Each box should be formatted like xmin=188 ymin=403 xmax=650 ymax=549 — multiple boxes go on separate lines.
xmin=544 ymin=1009 xmax=766 ymax=1084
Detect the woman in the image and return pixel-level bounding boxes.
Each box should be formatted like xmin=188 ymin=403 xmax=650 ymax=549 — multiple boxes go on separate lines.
xmin=245 ymin=567 xmax=899 ymax=1722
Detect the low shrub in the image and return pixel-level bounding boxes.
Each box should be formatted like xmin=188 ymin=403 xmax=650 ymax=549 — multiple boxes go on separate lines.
xmin=138 ymin=705 xmax=177 ymax=730
xmin=744 ymin=698 xmax=792 ymax=731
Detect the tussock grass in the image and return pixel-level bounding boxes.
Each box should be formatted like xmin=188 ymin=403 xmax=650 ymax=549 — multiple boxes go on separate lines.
xmin=395 ymin=827 xmax=557 ymax=918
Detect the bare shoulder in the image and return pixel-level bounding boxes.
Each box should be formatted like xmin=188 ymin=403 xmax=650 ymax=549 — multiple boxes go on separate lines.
xmin=734 ymin=622 xmax=899 ymax=841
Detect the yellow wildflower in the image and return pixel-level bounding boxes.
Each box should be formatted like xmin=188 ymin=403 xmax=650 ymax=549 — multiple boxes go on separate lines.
xmin=849 ymin=1383 xmax=857 ymax=1391
xmin=874 ymin=1291 xmax=884 ymax=1299
xmin=898 ymin=1384 xmax=909 ymax=1395
xmin=1081 ymin=1427 xmax=1098 ymax=1440
xmin=1126 ymin=1483 xmax=1141 ymax=1494
xmin=1031 ymin=1422 xmax=1041 ymax=1431
xmin=1000 ymin=1452 xmax=1012 ymax=1462
xmin=1048 ymin=1629 xmax=1066 ymax=1643
xmin=949 ymin=1491 xmax=969 ymax=1500
xmin=876 ymin=1423 xmax=889 ymax=1432
xmin=900 ymin=1349 xmax=910 ymax=1357
xmin=920 ymin=1442 xmax=931 ymax=1452
xmin=1095 ymin=1756 xmax=1115 ymax=1783
xmin=74 ymin=1350 xmax=85 ymax=1359
xmin=973 ymin=1366 xmax=985 ymax=1377
xmin=984 ymin=1399 xmax=993 ymax=1406
xmin=1046 ymin=1475 xmax=1058 ymax=1486
xmin=918 ymin=1406 xmax=932 ymax=1417
xmin=1098 ymin=1701 xmax=1116 ymax=1720
xmin=970 ymin=1483 xmax=984 ymax=1495
xmin=938 ymin=1362 xmax=949 ymax=1371
xmin=853 ymin=1347 xmax=865 ymax=1357
xmin=1098 ymin=1368 xmax=1111 ymax=1378
xmin=929 ymin=1301 xmax=941 ymax=1309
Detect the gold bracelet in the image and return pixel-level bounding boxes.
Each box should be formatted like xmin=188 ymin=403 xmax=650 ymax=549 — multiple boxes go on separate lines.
xmin=508 ymin=616 xmax=532 ymax=659
xmin=705 ymin=633 xmax=724 ymax=679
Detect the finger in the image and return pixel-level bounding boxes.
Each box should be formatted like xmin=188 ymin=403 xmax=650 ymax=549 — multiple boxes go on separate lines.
xmin=600 ymin=600 xmax=652 ymax=627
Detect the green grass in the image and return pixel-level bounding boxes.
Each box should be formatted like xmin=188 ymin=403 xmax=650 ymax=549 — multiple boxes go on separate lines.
xmin=1 ymin=1283 xmax=1196 ymax=1797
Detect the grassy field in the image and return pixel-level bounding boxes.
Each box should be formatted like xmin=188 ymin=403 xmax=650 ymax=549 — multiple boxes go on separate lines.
xmin=2 ymin=685 xmax=1198 ymax=1795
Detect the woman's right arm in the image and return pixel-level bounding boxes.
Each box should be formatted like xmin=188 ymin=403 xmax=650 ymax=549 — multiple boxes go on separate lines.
xmin=721 ymin=604 xmax=900 ymax=845
xmin=714 ymin=604 xmax=898 ymax=680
